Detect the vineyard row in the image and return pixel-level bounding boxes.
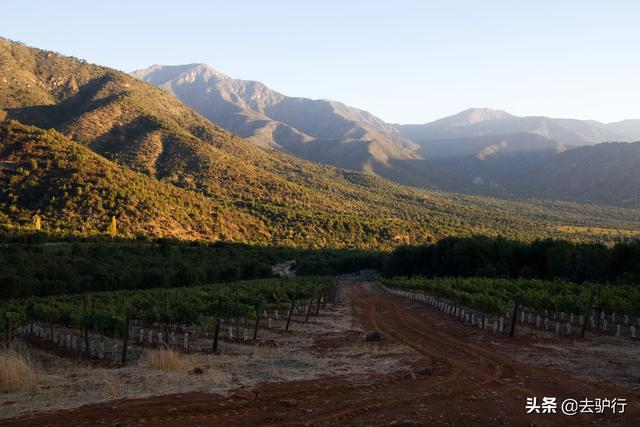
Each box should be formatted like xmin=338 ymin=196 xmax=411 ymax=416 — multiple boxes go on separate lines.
xmin=380 ymin=277 xmax=640 ymax=339
xmin=2 ymin=277 xmax=338 ymax=364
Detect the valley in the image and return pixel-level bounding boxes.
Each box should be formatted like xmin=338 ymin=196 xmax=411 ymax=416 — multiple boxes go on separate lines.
xmin=2 ymin=38 xmax=640 ymax=247
xmin=2 ymin=6 xmax=640 ymax=425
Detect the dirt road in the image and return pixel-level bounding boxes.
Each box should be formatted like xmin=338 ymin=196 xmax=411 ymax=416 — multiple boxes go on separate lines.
xmin=4 ymin=282 xmax=638 ymax=426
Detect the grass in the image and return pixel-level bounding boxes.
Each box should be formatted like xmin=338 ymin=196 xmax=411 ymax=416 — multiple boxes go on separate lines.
xmin=0 ymin=347 xmax=39 ymax=391
xmin=145 ymin=348 xmax=194 ymax=371
xmin=103 ymin=377 xmax=123 ymax=399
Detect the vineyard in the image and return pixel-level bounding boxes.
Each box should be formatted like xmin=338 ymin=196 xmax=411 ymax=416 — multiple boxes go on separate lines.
xmin=1 ymin=277 xmax=335 ymax=364
xmin=381 ymin=277 xmax=640 ymax=338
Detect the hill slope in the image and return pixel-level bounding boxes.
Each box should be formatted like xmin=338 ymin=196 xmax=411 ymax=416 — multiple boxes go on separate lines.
xmin=604 ymin=119 xmax=640 ymax=141
xmin=0 ymin=121 xmax=260 ymax=240
xmin=421 ymin=141 xmax=640 ymax=208
xmin=2 ymin=38 xmax=640 ymax=245
xmin=131 ymin=63 xmax=421 ymax=173
xmin=513 ymin=142 xmax=640 ymax=206
xmin=416 ymin=132 xmax=566 ymax=160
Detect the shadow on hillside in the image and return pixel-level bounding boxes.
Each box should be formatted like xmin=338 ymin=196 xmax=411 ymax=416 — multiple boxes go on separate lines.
xmin=4 ymin=74 xmax=122 ymax=131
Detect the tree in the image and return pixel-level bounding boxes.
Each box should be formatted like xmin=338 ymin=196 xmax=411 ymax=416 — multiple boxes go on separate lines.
xmin=33 ymin=214 xmax=42 ymax=231
xmin=108 ymin=216 xmax=117 ymax=238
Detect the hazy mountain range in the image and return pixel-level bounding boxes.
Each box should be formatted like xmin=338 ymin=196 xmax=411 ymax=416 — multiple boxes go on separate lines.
xmin=396 ymin=107 xmax=634 ymax=148
xmin=133 ymin=64 xmax=640 ymax=207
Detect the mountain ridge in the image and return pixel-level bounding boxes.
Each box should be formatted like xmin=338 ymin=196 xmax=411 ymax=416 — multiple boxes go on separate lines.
xmin=395 ymin=107 xmax=630 ymax=146
xmin=133 ymin=64 xmax=640 ymax=207
xmin=3 ymin=37 xmax=640 ymax=244
xmin=131 ymin=63 xmax=421 ymax=172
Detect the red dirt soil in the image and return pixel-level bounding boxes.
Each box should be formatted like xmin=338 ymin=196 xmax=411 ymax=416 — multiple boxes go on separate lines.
xmin=3 ymin=283 xmax=639 ymax=426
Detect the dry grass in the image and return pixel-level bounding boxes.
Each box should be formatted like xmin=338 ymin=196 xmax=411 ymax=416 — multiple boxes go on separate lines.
xmin=0 ymin=348 xmax=39 ymax=391
xmin=103 ymin=376 xmax=123 ymax=399
xmin=146 ymin=348 xmax=194 ymax=371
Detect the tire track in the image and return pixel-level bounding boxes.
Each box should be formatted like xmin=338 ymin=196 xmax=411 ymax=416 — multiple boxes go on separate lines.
xmin=3 ymin=281 xmax=637 ymax=426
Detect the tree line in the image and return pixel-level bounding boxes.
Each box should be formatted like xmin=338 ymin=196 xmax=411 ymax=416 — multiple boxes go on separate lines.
xmin=384 ymin=236 xmax=640 ymax=284
xmin=2 ymin=235 xmax=640 ymax=301
xmin=0 ymin=239 xmax=382 ymax=299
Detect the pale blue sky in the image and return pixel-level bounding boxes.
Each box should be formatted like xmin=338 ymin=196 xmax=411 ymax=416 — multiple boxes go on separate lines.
xmin=4 ymin=1 xmax=640 ymax=123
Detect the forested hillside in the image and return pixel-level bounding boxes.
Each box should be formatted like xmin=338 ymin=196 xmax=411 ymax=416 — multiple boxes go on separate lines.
xmin=0 ymin=122 xmax=261 ymax=241
xmin=2 ymin=38 xmax=640 ymax=247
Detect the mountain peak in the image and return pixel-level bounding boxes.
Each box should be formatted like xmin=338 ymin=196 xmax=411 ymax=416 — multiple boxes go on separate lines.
xmin=132 ymin=62 xmax=420 ymax=169
xmin=131 ymin=63 xmax=230 ymax=86
xmin=454 ymin=108 xmax=512 ymax=124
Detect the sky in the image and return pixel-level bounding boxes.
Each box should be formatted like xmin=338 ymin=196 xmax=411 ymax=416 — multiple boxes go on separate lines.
xmin=3 ymin=0 xmax=640 ymax=124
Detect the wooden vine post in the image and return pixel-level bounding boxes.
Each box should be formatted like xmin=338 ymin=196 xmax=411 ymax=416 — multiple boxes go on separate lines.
xmin=4 ymin=312 xmax=12 ymax=347
xmin=163 ymin=291 xmax=169 ymax=345
xmin=581 ymin=291 xmax=595 ymax=339
xmin=322 ymin=287 xmax=329 ymax=309
xmin=253 ymin=303 xmax=261 ymax=341
xmin=329 ymin=279 xmax=339 ymax=303
xmin=121 ymin=311 xmax=131 ymax=365
xmin=213 ymin=297 xmax=222 ymax=352
xmin=595 ymin=285 xmax=602 ymax=329
xmin=285 ymin=297 xmax=296 ymax=332
xmin=235 ymin=287 xmax=240 ymax=340
xmin=49 ymin=298 xmax=54 ymax=342
xmin=82 ymin=296 xmax=87 ymax=355
xmin=304 ymin=297 xmax=314 ymax=323
xmin=315 ymin=291 xmax=322 ymax=316
xmin=510 ymin=300 xmax=519 ymax=338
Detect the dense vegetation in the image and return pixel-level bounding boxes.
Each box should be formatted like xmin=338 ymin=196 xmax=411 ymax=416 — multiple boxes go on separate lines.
xmin=1 ymin=277 xmax=331 ymax=337
xmin=4 ymin=235 xmax=640 ymax=302
xmin=0 ymin=122 xmax=260 ymax=241
xmin=0 ymin=239 xmax=381 ymax=299
xmin=384 ymin=236 xmax=640 ymax=284
xmin=382 ymin=237 xmax=640 ymax=318
xmin=3 ymin=38 xmax=640 ymax=249
xmin=382 ymin=276 xmax=640 ymax=317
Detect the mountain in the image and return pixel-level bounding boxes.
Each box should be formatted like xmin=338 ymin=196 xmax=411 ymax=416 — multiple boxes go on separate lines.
xmin=2 ymin=37 xmax=640 ymax=245
xmin=551 ymin=118 xmax=629 ymax=144
xmin=131 ymin=64 xmax=420 ymax=173
xmin=132 ymin=66 xmax=640 ymax=207
xmin=418 ymin=140 xmax=640 ymax=208
xmin=604 ymin=119 xmax=640 ymax=141
xmin=388 ymin=108 xmax=640 ymax=207
xmin=395 ymin=108 xmax=628 ymax=149
xmin=415 ymin=132 xmax=566 ymax=160
xmin=511 ymin=142 xmax=640 ymax=206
